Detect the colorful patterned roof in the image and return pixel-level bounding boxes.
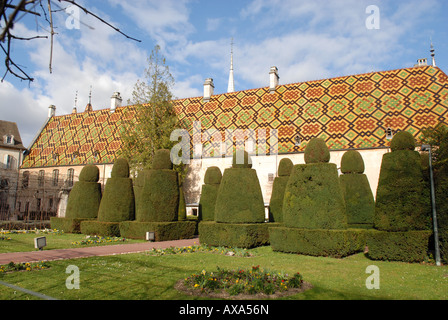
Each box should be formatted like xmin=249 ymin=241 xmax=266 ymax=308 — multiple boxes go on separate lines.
xmin=21 ymin=65 xmax=448 ymax=168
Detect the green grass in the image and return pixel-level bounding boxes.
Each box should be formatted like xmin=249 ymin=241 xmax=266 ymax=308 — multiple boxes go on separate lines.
xmin=0 ymin=246 xmax=447 ymax=300
xmin=0 ymin=230 xmax=145 ymax=253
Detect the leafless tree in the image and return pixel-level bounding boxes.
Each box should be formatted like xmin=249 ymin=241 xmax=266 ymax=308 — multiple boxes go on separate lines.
xmin=0 ymin=0 xmax=141 ymax=83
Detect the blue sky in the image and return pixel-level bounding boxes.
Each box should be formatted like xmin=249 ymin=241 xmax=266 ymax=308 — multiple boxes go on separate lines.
xmin=1 ymin=0 xmax=447 ymax=147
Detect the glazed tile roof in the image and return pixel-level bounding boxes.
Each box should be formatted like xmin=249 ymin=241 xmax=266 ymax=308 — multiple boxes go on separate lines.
xmin=21 ymin=65 xmax=448 ymax=168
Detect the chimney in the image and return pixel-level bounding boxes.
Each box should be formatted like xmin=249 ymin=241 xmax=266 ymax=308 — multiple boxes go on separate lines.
xmin=414 ymin=58 xmax=428 ymax=67
xmin=48 ymin=105 xmax=56 ymax=118
xmin=110 ymin=92 xmax=122 ymax=113
xmin=269 ymin=66 xmax=279 ymax=93
xmin=203 ymin=78 xmax=214 ymax=102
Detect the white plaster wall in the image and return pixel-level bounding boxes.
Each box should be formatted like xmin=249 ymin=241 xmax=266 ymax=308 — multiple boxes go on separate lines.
xmin=183 ymin=148 xmax=390 ymax=204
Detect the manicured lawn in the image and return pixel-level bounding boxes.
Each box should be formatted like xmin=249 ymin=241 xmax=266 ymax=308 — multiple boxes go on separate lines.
xmin=0 ymin=245 xmax=447 ymax=300
xmin=0 ymin=230 xmax=145 ymax=253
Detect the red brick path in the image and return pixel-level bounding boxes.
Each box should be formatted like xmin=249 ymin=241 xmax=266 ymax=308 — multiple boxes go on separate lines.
xmin=0 ymin=237 xmax=200 ymax=264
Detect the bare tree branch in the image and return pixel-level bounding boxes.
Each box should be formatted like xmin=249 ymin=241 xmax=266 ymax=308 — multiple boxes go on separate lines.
xmin=59 ymin=0 xmax=142 ymax=43
xmin=1 ymin=0 xmax=142 ymax=83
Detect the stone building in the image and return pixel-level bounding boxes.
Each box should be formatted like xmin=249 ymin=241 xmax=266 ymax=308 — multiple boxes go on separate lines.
xmin=0 ymin=120 xmax=26 ymax=219
xmin=16 ymin=61 xmax=448 ymax=219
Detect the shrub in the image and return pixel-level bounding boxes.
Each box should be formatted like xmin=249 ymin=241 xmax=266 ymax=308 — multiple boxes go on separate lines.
xmin=152 ymin=148 xmax=173 ymax=170
xmin=199 ymin=167 xmax=222 ymax=221
xmin=214 ymin=167 xmax=265 ymax=223
xmin=97 ymin=158 xmax=135 ymax=222
xmin=80 ymin=221 xmax=120 ymax=237
xmin=232 ymin=149 xmax=252 ymax=168
xmin=119 ymin=220 xmax=196 ymax=241
xmin=339 ymin=150 xmax=374 ymax=228
xmin=269 ymin=158 xmax=293 ymax=222
xmin=435 ymin=164 xmax=448 ymax=263
xmin=340 ymin=150 xmax=365 ymax=174
xmin=50 ymin=217 xmax=95 ymax=233
xmin=269 ymin=226 xmax=365 ymax=258
xmin=304 ymin=138 xmax=330 ymax=164
xmin=136 ymin=150 xmax=179 ymax=222
xmin=65 ymin=165 xmax=102 ymax=220
xmin=203 ymin=166 xmax=222 ymax=185
xmin=366 ymin=230 xmax=432 ymax=262
xmin=390 ymin=130 xmax=416 ymax=152
xmin=283 ymin=163 xmax=347 ymax=229
xmin=199 ymin=221 xmax=270 ymax=248
xmin=374 ymin=150 xmax=431 ymax=231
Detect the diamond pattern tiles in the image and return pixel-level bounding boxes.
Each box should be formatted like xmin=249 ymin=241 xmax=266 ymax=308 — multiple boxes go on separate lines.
xmin=174 ymin=66 xmax=448 ymax=155
xmin=21 ymin=66 xmax=448 ymax=168
xmin=22 ymin=107 xmax=135 ymax=168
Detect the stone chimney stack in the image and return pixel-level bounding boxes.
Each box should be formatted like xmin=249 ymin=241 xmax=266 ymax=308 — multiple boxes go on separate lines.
xmin=269 ymin=66 xmax=279 ymax=93
xmin=203 ymin=78 xmax=214 ymax=102
xmin=48 ymin=105 xmax=56 ymax=118
xmin=110 ymin=92 xmax=122 ymax=113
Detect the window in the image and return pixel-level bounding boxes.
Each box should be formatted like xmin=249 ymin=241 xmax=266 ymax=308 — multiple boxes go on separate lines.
xmin=4 ymin=155 xmax=12 ymax=169
xmin=67 ymin=168 xmax=75 ymax=187
xmin=52 ymin=169 xmax=59 ymax=186
xmin=22 ymin=171 xmax=30 ymax=189
xmin=268 ymin=173 xmax=275 ymax=182
xmin=38 ymin=170 xmax=45 ymax=187
xmin=48 ymin=197 xmax=53 ymax=210
xmin=4 ymin=135 xmax=14 ymax=145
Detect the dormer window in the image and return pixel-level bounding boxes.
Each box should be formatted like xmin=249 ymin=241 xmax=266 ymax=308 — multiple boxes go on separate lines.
xmin=3 ymin=135 xmax=14 ymax=145
xmin=386 ymin=128 xmax=394 ymax=140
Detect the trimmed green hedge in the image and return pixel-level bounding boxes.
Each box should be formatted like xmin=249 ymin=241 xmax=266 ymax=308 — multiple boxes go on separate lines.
xmin=199 ymin=184 xmax=220 ymax=221
xmin=283 ymin=163 xmax=347 ymax=229
xmin=214 ymin=167 xmax=265 ymax=223
xmin=390 ymin=130 xmax=416 ymax=152
xmin=198 ymin=221 xmax=271 ymax=249
xmin=269 ymin=226 xmax=365 ymax=258
xmin=304 ymin=138 xmax=330 ymax=164
xmin=374 ymin=150 xmax=431 ymax=231
xmin=80 ymin=220 xmax=121 ymax=237
xmin=65 ymin=165 xmax=102 ymax=220
xmin=199 ymin=167 xmax=222 ymax=221
xmin=50 ymin=217 xmax=95 ymax=234
xmin=435 ymin=165 xmax=448 ymax=263
xmin=152 ymin=149 xmax=173 ymax=170
xmin=340 ymin=174 xmax=374 ymax=228
xmin=278 ymin=158 xmax=294 ymax=176
xmin=366 ymin=230 xmax=432 ymax=262
xmin=98 ymin=158 xmax=135 ymax=222
xmin=341 ymin=150 xmax=365 ymax=174
xmin=232 ymin=149 xmax=252 ymax=168
xmin=119 ymin=220 xmax=197 ymax=241
xmin=136 ymin=169 xmax=179 ymax=222
xmin=269 ymin=176 xmax=289 ymax=223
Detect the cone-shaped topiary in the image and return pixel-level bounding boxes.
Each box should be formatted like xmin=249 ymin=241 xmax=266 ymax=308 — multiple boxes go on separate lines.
xmin=304 ymin=138 xmax=330 ymax=164
xmin=97 ymin=158 xmax=135 ymax=222
xmin=283 ymin=140 xmax=347 ymax=229
xmin=374 ymin=132 xmax=431 ymax=231
xmin=65 ymin=165 xmax=102 ymax=219
xmin=136 ymin=149 xmax=179 ymax=222
xmin=269 ymin=158 xmax=293 ymax=222
xmin=339 ymin=151 xmax=374 ymax=228
xmin=199 ymin=167 xmax=222 ymax=221
xmin=214 ymin=150 xmax=265 ymax=223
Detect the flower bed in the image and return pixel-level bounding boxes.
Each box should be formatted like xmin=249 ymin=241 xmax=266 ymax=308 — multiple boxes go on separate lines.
xmin=183 ymin=265 xmax=304 ymax=296
xmin=146 ymin=244 xmax=252 ymax=257
xmin=0 ymin=261 xmax=50 ymax=273
xmin=71 ymin=235 xmax=127 ymax=245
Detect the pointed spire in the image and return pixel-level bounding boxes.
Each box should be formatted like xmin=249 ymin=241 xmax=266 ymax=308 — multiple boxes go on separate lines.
xmin=430 ymin=38 xmax=436 ymax=67
xmin=72 ymin=90 xmax=78 ymax=114
xmin=227 ymin=38 xmax=235 ymax=93
xmin=85 ymin=85 xmax=93 ymax=112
